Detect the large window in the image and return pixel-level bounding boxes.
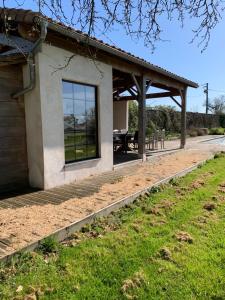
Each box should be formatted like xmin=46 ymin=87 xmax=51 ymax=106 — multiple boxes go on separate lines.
xmin=63 ymin=80 xmax=98 ymax=163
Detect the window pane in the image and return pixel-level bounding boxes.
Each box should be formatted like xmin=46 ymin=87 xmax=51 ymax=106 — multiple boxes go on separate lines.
xmin=64 ymin=115 xmax=74 ymax=131
xmin=86 ymin=134 xmax=96 ymax=145
xmin=65 ymin=146 xmax=76 ymax=163
xmin=75 ymin=145 xmax=87 ymax=160
xmin=63 ymin=82 xmax=73 ymax=99
xmin=74 ymin=84 xmax=85 ymax=100
xmin=86 ymin=101 xmax=95 ymax=116
xmin=64 ymin=99 xmax=74 ymax=115
xmin=85 ymin=86 xmax=95 ymax=101
xmin=87 ymin=144 xmax=97 ymax=158
xmin=65 ymin=132 xmax=75 ymax=147
xmin=64 ymin=116 xmax=75 ymax=148
xmin=75 ymin=116 xmax=86 ymax=130
xmin=87 ymin=116 xmax=96 ymax=133
xmin=75 ymin=130 xmax=87 ymax=145
xmin=74 ymin=100 xmax=85 ymax=115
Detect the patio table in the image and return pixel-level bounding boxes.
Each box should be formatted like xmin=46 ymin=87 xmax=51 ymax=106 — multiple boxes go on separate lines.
xmin=113 ymin=132 xmax=134 ymax=154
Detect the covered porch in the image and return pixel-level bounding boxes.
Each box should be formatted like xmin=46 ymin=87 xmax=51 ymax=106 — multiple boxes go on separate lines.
xmin=112 ymin=66 xmax=198 ymax=165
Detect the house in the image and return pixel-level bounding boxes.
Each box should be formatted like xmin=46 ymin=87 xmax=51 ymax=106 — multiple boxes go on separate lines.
xmin=0 ymin=8 xmax=198 ymax=192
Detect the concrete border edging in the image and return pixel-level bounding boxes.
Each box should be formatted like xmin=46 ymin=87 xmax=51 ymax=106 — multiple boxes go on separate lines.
xmin=199 ymin=135 xmax=225 ymax=143
xmin=1 ymin=155 xmax=213 ymax=263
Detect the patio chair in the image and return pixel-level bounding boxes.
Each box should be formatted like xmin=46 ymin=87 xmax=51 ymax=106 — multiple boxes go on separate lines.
xmin=113 ymin=134 xmax=123 ymax=152
xmin=146 ymin=134 xmax=155 ymax=150
xmin=132 ymin=131 xmax=139 ymax=149
xmin=153 ymin=130 xmax=159 ymax=150
xmin=158 ymin=129 xmax=165 ymax=149
xmin=132 ymin=131 xmax=154 ymax=150
xmin=113 ymin=131 xmax=129 ymax=153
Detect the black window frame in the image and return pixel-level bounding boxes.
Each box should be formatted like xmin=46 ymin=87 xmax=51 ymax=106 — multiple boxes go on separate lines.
xmin=63 ymin=80 xmax=99 ymax=164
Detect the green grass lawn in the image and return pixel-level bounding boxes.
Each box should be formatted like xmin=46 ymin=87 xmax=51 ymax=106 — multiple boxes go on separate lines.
xmin=1 ymin=154 xmax=225 ymax=299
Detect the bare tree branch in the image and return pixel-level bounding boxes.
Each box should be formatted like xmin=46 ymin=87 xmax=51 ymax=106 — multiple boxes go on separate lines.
xmin=2 ymin=0 xmax=225 ymax=51
xmin=206 ymin=95 xmax=225 ymax=114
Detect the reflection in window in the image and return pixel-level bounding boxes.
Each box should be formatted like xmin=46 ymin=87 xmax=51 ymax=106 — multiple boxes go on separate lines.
xmin=63 ymin=81 xmax=98 ymax=163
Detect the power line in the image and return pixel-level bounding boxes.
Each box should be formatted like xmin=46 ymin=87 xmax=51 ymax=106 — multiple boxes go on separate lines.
xmin=208 ymin=88 xmax=225 ymax=93
xmin=188 ymin=95 xmax=203 ymax=98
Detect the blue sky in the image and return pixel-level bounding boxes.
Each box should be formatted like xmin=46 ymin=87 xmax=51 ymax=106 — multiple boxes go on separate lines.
xmin=6 ymin=1 xmax=225 ymax=112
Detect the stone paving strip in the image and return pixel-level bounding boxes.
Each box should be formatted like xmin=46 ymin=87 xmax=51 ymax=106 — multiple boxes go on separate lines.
xmin=0 ymin=139 xmax=224 ymax=260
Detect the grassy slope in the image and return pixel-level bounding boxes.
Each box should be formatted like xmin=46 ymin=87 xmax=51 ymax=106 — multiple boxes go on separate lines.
xmin=1 ymin=155 xmax=225 ymax=299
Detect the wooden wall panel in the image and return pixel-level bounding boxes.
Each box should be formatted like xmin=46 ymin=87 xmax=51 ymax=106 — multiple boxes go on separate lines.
xmin=0 ymin=65 xmax=28 ymax=193
xmin=0 ymin=102 xmax=25 ymax=116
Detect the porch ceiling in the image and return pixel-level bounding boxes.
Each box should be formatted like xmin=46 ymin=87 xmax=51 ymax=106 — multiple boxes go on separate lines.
xmin=113 ymin=69 xmax=182 ymax=102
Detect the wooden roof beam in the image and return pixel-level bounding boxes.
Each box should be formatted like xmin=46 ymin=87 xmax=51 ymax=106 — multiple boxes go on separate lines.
xmin=170 ymin=96 xmax=182 ymax=108
xmin=145 ymin=72 xmax=186 ymax=91
xmin=114 ymin=91 xmax=180 ymax=101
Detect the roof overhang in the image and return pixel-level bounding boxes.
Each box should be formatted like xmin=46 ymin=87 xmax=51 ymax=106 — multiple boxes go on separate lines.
xmin=0 ymin=7 xmax=198 ymax=89
xmin=47 ymin=22 xmax=198 ymax=88
xmin=0 ymin=33 xmax=34 ymax=56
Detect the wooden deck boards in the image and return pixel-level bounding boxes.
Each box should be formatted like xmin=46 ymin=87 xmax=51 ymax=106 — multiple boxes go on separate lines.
xmin=0 ymin=160 xmax=144 ymax=212
xmin=0 ymin=151 xmax=179 ymax=259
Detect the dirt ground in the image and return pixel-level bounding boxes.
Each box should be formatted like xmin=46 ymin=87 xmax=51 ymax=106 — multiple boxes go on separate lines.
xmin=0 ymin=136 xmax=224 ymax=255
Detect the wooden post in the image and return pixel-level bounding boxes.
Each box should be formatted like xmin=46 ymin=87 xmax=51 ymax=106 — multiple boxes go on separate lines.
xmin=180 ymin=88 xmax=187 ymax=149
xmin=137 ymin=75 xmax=147 ymax=161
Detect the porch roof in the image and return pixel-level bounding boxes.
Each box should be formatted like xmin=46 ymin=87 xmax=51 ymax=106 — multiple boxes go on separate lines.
xmin=0 ymin=7 xmax=198 ymax=89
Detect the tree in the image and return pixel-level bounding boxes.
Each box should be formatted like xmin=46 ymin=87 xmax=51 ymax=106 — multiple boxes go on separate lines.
xmin=207 ymin=95 xmax=225 ymax=115
xmin=128 ymin=100 xmax=138 ymax=133
xmin=128 ymin=103 xmax=180 ymax=134
xmin=2 ymin=0 xmax=225 ymax=51
xmin=147 ymin=105 xmax=180 ymax=133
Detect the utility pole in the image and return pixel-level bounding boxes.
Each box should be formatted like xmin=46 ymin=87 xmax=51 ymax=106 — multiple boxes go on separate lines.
xmin=204 ymin=83 xmax=209 ymax=114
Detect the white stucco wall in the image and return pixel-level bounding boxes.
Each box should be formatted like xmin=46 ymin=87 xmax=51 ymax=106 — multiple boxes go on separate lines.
xmin=113 ymin=101 xmax=128 ymax=131
xmin=23 ymin=57 xmax=45 ymax=188
xmin=24 ymin=43 xmax=113 ymax=189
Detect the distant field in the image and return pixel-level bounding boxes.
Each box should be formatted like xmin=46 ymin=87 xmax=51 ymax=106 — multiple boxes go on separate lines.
xmin=1 ymin=154 xmax=225 ymax=299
